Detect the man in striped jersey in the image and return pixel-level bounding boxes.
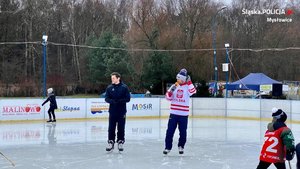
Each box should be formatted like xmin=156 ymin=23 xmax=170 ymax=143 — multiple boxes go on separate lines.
xmin=163 ymin=68 xmax=196 ymax=155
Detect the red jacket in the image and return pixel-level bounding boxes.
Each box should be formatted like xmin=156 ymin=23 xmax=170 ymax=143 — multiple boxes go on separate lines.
xmin=260 ymin=127 xmax=287 ymax=163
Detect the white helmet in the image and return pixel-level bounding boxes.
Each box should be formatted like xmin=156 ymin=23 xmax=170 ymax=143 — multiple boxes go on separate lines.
xmin=47 ymin=88 xmax=53 ymax=94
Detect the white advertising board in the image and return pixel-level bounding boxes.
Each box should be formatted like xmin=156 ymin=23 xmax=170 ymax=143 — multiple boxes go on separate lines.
xmin=1 ymin=98 xmax=300 ymax=122
xmin=46 ymin=99 xmax=86 ymax=119
xmin=126 ymin=98 xmax=160 ymax=117
xmin=87 ymin=98 xmax=160 ymax=118
xmin=86 ymin=99 xmax=110 ymax=118
xmin=0 ymin=99 xmax=44 ymax=120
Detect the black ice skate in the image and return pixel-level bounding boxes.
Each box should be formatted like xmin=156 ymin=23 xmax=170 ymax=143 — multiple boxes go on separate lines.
xmin=106 ymin=140 xmax=114 ymax=152
xmin=46 ymin=120 xmax=52 ymax=123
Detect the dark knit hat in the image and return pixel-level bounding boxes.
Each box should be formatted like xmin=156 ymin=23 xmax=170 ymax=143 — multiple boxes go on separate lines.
xmin=272 ymin=107 xmax=287 ymax=122
xmin=176 ymin=69 xmax=187 ymax=82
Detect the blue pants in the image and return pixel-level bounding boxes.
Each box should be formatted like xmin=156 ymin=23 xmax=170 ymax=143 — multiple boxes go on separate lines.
xmin=165 ymin=114 xmax=188 ymax=150
xmin=108 ymin=114 xmax=126 ymax=143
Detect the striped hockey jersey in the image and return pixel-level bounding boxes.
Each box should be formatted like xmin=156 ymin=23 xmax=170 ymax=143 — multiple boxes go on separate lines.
xmin=165 ymin=81 xmax=196 ymax=116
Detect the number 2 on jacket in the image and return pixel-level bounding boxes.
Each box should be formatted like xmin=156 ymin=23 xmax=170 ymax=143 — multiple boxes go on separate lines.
xmin=264 ymin=136 xmax=279 ymax=153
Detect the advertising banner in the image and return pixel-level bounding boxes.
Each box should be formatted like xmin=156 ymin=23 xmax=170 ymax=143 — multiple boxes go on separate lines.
xmin=47 ymin=99 xmax=86 ymax=119
xmin=126 ymin=98 xmax=160 ymax=117
xmin=86 ymin=99 xmax=109 ymax=118
xmin=87 ymin=98 xmax=160 ymax=118
xmin=0 ymin=99 xmax=44 ymax=120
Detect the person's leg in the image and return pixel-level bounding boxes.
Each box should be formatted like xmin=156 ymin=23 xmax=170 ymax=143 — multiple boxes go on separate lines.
xmin=108 ymin=115 xmax=117 ymax=142
xmin=296 ymin=143 xmax=300 ymax=169
xmin=178 ymin=115 xmax=188 ymax=148
xmin=165 ymin=114 xmax=178 ymax=150
xmin=117 ymin=114 xmax=126 ymax=143
xmin=116 ymin=114 xmax=126 ymax=151
xmin=274 ymin=162 xmax=286 ymax=169
xmin=51 ymin=108 xmax=56 ymax=121
xmin=106 ymin=115 xmax=117 ymax=151
xmin=47 ymin=108 xmax=52 ymax=122
xmin=256 ymin=161 xmax=272 ymax=169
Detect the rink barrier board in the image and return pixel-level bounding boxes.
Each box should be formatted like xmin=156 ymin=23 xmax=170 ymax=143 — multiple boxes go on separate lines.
xmin=1 ymin=98 xmax=300 ymax=122
xmin=2 ymin=115 xmax=300 ymax=125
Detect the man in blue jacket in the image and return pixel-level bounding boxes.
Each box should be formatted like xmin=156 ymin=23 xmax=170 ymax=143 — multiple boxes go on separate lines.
xmin=105 ymin=72 xmax=130 ymax=152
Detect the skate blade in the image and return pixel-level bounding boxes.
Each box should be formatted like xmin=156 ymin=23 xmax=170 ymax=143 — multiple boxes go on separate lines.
xmin=106 ymin=149 xmax=114 ymax=153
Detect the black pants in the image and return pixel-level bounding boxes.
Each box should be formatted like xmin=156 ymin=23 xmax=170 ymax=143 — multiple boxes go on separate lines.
xmin=48 ymin=107 xmax=56 ymax=120
xmin=257 ymin=161 xmax=286 ymax=169
xmin=296 ymin=143 xmax=300 ymax=169
xmin=108 ymin=114 xmax=126 ymax=143
xmin=165 ymin=114 xmax=188 ymax=150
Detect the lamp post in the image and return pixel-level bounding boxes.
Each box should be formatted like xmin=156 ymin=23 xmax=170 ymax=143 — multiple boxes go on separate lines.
xmin=224 ymin=43 xmax=230 ymax=98
xmin=212 ymin=6 xmax=227 ymax=96
xmin=42 ymin=34 xmax=48 ymax=98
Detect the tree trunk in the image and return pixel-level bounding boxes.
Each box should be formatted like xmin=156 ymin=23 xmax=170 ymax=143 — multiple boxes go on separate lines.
xmin=32 ymin=45 xmax=36 ymax=79
xmin=58 ymin=46 xmax=63 ymax=74
xmin=75 ymin=46 xmax=82 ymax=84
xmin=161 ymin=80 xmax=165 ymax=95
xmin=71 ymin=32 xmax=81 ymax=84
xmin=70 ymin=4 xmax=82 ymax=85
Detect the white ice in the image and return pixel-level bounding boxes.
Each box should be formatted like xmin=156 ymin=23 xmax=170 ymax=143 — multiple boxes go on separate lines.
xmin=0 ymin=118 xmax=299 ymax=169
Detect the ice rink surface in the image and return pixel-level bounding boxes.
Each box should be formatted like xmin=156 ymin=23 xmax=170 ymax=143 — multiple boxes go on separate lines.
xmin=0 ymin=118 xmax=299 ymax=169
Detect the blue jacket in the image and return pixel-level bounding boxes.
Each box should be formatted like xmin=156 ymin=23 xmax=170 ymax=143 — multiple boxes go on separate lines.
xmin=105 ymin=82 xmax=130 ymax=116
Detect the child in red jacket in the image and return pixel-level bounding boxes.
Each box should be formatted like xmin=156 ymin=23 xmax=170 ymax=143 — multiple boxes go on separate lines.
xmin=257 ymin=108 xmax=295 ymax=169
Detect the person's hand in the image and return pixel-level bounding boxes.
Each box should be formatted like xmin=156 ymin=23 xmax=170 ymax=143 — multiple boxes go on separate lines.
xmin=286 ymin=148 xmax=295 ymax=161
xmin=112 ymin=99 xmax=118 ymax=104
xmin=168 ymin=84 xmax=177 ymax=93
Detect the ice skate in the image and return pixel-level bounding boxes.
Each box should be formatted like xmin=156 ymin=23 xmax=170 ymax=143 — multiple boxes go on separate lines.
xmin=163 ymin=149 xmax=170 ymax=155
xmin=178 ymin=146 xmax=184 ymax=154
xmin=118 ymin=140 xmax=124 ymax=152
xmin=106 ymin=140 xmax=114 ymax=152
